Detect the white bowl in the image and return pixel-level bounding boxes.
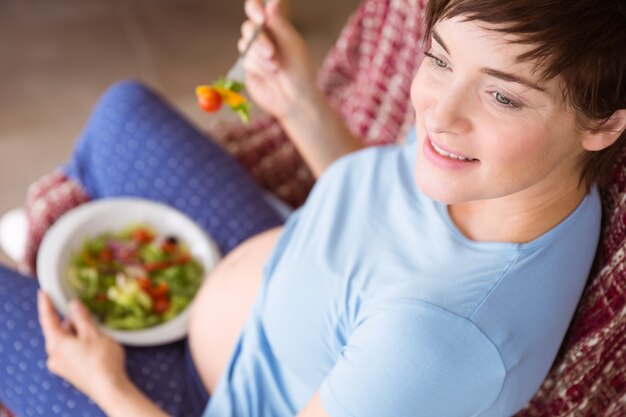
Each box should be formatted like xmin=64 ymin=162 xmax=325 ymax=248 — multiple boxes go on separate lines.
xmin=37 ymin=197 xmax=221 ymax=346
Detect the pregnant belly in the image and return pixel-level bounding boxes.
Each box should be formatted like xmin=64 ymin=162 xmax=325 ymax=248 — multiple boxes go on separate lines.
xmin=187 ymin=227 xmax=283 ymax=394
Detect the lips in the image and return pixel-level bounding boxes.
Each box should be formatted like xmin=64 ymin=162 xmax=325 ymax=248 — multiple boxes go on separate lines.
xmin=428 ymin=137 xmax=477 ymax=162
xmin=421 ymin=133 xmax=480 ymax=170
xmin=428 ymin=138 xmax=476 ymax=161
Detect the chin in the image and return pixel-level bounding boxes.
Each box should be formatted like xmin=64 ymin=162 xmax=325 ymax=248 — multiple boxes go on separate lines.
xmin=414 ymin=173 xmax=471 ymax=205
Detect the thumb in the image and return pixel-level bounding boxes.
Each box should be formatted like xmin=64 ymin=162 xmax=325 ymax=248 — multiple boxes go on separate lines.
xmin=38 ymin=290 xmax=64 ymax=343
xmin=68 ymin=299 xmax=98 ymax=338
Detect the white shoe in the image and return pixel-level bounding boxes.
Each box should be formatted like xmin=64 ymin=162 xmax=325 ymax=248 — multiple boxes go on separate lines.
xmin=0 ymin=208 xmax=28 ymax=263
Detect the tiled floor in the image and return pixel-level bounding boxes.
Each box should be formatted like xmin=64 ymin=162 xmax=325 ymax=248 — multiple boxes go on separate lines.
xmin=0 ymin=0 xmax=361 ymax=266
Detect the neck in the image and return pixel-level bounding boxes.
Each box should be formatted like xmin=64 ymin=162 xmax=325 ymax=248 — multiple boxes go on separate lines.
xmin=448 ymin=182 xmax=589 ymax=244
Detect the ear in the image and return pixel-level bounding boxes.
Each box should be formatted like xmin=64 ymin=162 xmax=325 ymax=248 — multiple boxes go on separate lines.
xmin=581 ymin=109 xmax=626 ymax=151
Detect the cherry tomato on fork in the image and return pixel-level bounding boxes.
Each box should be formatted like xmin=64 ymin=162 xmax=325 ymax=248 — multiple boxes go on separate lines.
xmin=196 ymin=85 xmax=223 ymax=112
xmin=195 ymin=79 xmax=251 ymax=122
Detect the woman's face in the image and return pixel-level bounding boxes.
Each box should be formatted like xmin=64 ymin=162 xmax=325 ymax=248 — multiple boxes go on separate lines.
xmin=411 ymin=17 xmax=588 ymax=205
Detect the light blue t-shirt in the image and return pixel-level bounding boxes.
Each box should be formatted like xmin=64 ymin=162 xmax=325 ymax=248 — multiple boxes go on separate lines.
xmin=203 ymin=130 xmax=601 ymax=417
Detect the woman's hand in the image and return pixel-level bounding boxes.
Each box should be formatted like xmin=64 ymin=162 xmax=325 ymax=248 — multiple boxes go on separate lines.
xmin=239 ymin=0 xmax=321 ymax=122
xmin=238 ymin=0 xmax=364 ymax=177
xmin=37 ymin=290 xmax=128 ymax=403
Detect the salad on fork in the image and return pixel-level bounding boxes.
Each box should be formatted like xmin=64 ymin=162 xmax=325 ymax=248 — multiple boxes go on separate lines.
xmin=195 ymin=1 xmax=267 ymax=123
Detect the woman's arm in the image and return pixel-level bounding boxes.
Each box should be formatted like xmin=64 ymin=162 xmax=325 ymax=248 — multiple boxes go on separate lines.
xmin=37 ymin=291 xmax=170 ymax=417
xmin=296 ymin=304 xmax=505 ymax=417
xmin=240 ymin=0 xmax=365 ymax=178
xmin=279 ymin=89 xmax=365 ymax=179
xmin=90 ymin=379 xmax=170 ymax=417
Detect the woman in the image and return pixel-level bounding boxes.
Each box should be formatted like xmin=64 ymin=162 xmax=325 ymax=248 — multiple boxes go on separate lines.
xmin=2 ymin=0 xmax=626 ymax=415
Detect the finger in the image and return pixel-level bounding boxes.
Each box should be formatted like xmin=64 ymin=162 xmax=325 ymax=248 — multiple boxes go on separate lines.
xmin=252 ymin=46 xmax=279 ymax=72
xmin=243 ymin=47 xmax=278 ymax=76
xmin=244 ymin=0 xmax=265 ymax=24
xmin=240 ymin=20 xmax=255 ymax=42
xmin=265 ymin=0 xmax=297 ymax=43
xmin=37 ymin=290 xmax=65 ymax=345
xmin=251 ymin=32 xmax=276 ymax=59
xmin=238 ymin=37 xmax=247 ymax=55
xmin=238 ymin=20 xmax=256 ymax=54
xmin=243 ymin=57 xmax=275 ymax=79
xmin=68 ymin=299 xmax=98 ymax=339
xmin=61 ymin=320 xmax=76 ymax=335
xmin=240 ymin=23 xmax=275 ymax=58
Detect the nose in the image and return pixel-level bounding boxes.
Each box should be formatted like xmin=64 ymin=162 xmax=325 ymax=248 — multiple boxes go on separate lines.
xmin=427 ymin=83 xmax=472 ymax=135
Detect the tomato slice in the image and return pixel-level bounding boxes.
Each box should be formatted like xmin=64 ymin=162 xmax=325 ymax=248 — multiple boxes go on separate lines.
xmin=145 ymin=261 xmax=170 ymax=272
xmin=152 ymin=297 xmax=170 ymax=315
xmin=149 ymin=281 xmax=169 ymax=298
xmin=132 ymin=228 xmax=154 ymax=244
xmin=136 ymin=277 xmax=152 ymax=293
xmin=161 ymin=241 xmax=177 ymax=253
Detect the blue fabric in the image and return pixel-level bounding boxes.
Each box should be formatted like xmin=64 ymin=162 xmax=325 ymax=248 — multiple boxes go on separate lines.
xmin=0 ymin=80 xmax=283 ymax=416
xmin=204 ymin=134 xmax=601 ymax=417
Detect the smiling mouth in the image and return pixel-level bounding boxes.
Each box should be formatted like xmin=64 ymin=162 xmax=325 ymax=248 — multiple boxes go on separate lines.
xmin=430 ymin=140 xmax=477 ymax=161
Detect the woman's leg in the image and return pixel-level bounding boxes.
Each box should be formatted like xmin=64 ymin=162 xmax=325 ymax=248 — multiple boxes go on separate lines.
xmin=0 ymin=265 xmax=207 ymax=417
xmin=64 ymin=79 xmax=283 ymax=253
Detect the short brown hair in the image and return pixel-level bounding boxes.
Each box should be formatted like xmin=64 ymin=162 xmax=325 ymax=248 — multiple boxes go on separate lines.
xmin=423 ymin=0 xmax=626 ymax=189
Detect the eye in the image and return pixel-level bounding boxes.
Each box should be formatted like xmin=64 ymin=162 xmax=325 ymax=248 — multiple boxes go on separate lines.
xmin=424 ymin=52 xmax=449 ymax=69
xmin=490 ymin=91 xmax=521 ymax=109
xmin=494 ymin=92 xmax=511 ymax=105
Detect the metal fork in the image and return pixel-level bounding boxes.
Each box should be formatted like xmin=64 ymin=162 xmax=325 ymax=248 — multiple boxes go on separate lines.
xmin=225 ymin=1 xmax=268 ymax=83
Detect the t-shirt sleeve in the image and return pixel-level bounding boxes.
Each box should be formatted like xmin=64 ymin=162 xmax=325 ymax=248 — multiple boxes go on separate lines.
xmin=319 ymin=301 xmax=506 ymax=417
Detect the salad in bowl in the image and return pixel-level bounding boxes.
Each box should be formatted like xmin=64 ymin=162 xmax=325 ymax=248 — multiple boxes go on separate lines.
xmin=68 ymin=225 xmax=205 ymax=330
xmin=37 ymin=198 xmax=221 ymax=346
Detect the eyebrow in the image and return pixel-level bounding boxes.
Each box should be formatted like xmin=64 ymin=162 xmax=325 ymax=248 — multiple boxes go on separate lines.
xmin=431 ymin=30 xmax=449 ymax=54
xmin=480 ymin=68 xmax=546 ymax=92
xmin=431 ymin=29 xmax=547 ymax=92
